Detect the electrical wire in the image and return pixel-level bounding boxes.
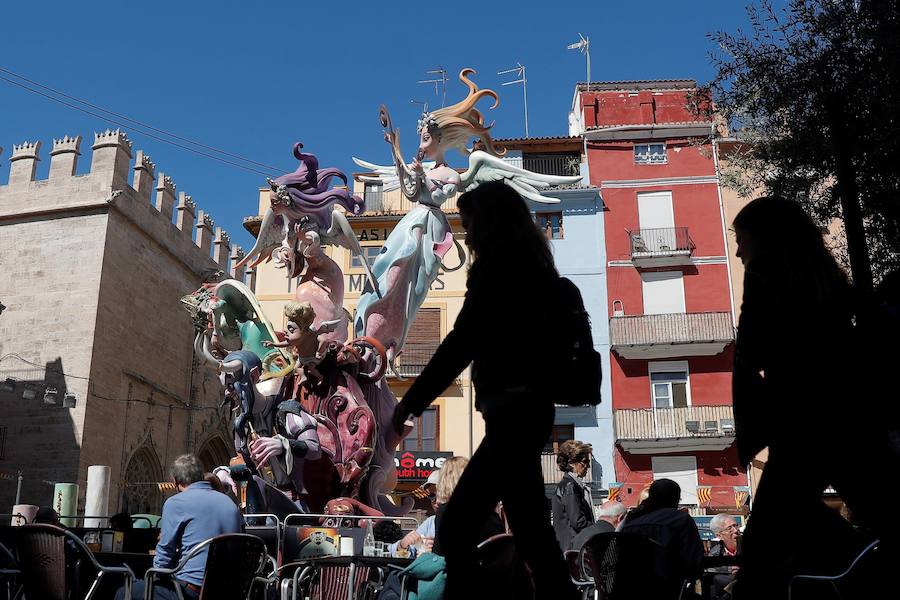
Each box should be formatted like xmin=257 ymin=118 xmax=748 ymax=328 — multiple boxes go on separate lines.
xmin=0 ymin=353 xmax=220 ymax=412
xmin=0 ymin=70 xmax=283 ymax=177
xmin=0 ymin=66 xmax=285 ymax=173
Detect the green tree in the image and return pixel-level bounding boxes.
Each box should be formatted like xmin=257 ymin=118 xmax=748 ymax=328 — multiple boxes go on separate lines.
xmin=705 ymin=0 xmax=900 ymax=291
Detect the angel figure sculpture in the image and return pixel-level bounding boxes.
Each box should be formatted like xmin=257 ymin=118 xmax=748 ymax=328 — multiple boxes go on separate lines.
xmin=235 ymin=143 xmax=377 ymax=289
xmin=352 ymin=68 xmax=583 ymax=366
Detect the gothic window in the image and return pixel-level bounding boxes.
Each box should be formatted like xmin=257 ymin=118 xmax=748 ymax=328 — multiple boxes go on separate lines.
xmin=121 ymin=447 xmax=163 ymax=515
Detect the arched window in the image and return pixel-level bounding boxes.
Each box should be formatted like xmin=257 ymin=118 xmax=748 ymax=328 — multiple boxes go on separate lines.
xmin=197 ymin=436 xmax=232 ymax=473
xmin=121 ymin=447 xmax=163 ymax=515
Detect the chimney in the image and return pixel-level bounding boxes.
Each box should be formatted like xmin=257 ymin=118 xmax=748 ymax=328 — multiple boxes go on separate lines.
xmin=175 ymin=192 xmax=196 ymax=238
xmin=230 ymin=245 xmax=246 ymax=282
xmin=195 ymin=210 xmax=214 ymax=255
xmin=213 ymin=227 xmax=231 ymax=268
xmin=49 ymin=135 xmax=82 ymax=179
xmin=9 ymin=141 xmax=42 ymax=184
xmin=132 ymin=150 xmax=156 ymax=203
xmin=91 ymin=129 xmax=132 ymax=187
xmin=155 ymin=174 xmax=177 ymax=222
xmin=245 ymin=266 xmax=257 ymax=293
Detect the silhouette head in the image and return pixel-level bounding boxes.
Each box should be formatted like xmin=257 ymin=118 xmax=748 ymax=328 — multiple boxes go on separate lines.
xmin=733 ymin=196 xmax=850 ymax=306
xmin=457 ymin=181 xmax=556 ymax=275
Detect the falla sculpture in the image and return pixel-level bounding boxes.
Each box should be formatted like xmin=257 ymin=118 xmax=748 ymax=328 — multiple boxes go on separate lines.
xmin=184 ymin=68 xmax=581 ymax=520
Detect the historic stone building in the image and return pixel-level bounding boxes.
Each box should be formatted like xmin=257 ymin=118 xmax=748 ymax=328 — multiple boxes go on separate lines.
xmin=0 ymin=130 xmax=240 ymax=516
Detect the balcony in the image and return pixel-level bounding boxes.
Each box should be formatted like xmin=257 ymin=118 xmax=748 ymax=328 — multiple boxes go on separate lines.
xmin=610 ymin=312 xmax=734 ymax=359
xmin=615 ymin=405 xmax=736 ymax=454
xmin=540 ymin=452 xmax=594 ymax=485
xmin=360 ymin=186 xmax=459 ymax=216
xmin=391 ymin=343 xmax=439 ymax=378
xmin=628 ymin=227 xmax=694 ymax=267
xmin=522 ymin=153 xmax=581 ymax=177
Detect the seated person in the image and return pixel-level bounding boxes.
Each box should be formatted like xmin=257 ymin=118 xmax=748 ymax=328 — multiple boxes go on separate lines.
xmin=619 ymin=479 xmax=704 ymax=595
xmin=116 ymin=454 xmax=243 ymax=600
xmin=570 ymin=500 xmax=627 ymax=552
xmin=389 ymin=469 xmax=442 ymax=558
xmin=706 ymin=514 xmax=741 ymax=600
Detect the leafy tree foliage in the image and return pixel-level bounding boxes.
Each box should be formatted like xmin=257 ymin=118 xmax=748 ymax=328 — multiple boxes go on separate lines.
xmin=704 ymin=0 xmax=900 ymax=290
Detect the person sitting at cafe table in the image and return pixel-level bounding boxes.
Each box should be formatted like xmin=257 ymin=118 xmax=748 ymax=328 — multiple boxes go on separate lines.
xmin=706 ymin=514 xmax=741 ymax=600
xmin=388 ymin=465 xmax=445 ymax=557
xmin=116 ymin=454 xmax=243 ymax=600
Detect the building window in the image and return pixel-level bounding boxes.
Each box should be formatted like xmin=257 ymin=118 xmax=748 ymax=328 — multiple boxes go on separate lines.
xmin=395 ymin=308 xmax=440 ymax=378
xmin=351 ymin=245 xmax=383 ymax=270
xmin=649 ymin=363 xmax=690 ymax=409
xmin=634 ymin=143 xmax=667 ymax=165
xmin=363 ymin=183 xmax=384 ymax=212
xmin=402 ymin=407 xmax=439 ymax=451
xmin=543 ymin=424 xmax=575 ymax=454
xmin=537 ymin=212 xmax=564 ymax=240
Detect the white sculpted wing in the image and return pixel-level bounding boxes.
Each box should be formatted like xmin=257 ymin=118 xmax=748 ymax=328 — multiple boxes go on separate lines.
xmin=235 ymin=206 xmax=287 ymax=269
xmin=458 ymin=151 xmax=584 ymax=204
xmin=352 ymin=157 xmax=436 ymax=193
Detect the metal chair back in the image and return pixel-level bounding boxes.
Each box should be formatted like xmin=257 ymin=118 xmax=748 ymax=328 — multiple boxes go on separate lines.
xmin=581 ymin=532 xmax=663 ymax=599
xmin=198 ymin=533 xmax=268 ymax=600
xmin=476 ymin=533 xmax=534 ymax=600
xmin=13 ymin=525 xmax=68 ymax=600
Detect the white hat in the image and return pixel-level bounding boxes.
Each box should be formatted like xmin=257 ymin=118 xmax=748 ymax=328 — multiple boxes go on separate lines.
xmin=425 ymin=469 xmax=441 ymax=486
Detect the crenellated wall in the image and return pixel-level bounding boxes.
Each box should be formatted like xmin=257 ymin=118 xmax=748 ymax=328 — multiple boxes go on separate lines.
xmin=0 ymin=129 xmax=233 ymax=514
xmin=0 ymin=129 xmax=235 ymax=274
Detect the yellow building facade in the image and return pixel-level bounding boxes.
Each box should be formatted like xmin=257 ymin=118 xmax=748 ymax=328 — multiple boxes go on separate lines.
xmin=243 ymin=182 xmax=486 ymax=465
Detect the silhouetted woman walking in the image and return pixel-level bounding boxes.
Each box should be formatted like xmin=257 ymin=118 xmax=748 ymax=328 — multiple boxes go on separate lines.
xmin=392 ymin=181 xmax=579 ymax=600
xmin=730 ymin=196 xmax=892 ymax=599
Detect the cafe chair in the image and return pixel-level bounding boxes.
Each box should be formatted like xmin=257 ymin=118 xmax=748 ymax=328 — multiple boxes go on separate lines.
xmin=143 ymin=533 xmax=268 ymax=600
xmin=14 ymin=523 xmax=135 ymax=600
xmin=788 ymin=539 xmax=881 ymax=600
xmin=475 ymin=533 xmax=534 ymax=600
xmin=0 ymin=540 xmax=23 ymax=600
xmin=580 ymin=531 xmax=669 ymax=600
xmin=565 ymin=549 xmax=594 ymax=600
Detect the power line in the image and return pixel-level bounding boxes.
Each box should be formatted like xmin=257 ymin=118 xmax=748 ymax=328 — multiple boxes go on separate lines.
xmin=0 ymin=69 xmax=283 ymax=177
xmin=0 ymin=66 xmax=284 ymax=173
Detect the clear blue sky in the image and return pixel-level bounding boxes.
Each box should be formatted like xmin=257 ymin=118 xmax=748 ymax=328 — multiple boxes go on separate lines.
xmin=0 ymin=0 xmax=756 ymax=252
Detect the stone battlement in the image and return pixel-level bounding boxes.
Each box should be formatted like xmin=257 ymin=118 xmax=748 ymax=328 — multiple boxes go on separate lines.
xmin=0 ymin=129 xmax=239 ymax=277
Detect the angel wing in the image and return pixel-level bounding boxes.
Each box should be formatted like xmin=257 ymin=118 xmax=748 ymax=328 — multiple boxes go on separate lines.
xmin=235 ymin=206 xmax=287 ymax=269
xmin=322 ymin=209 xmax=381 ymax=298
xmin=458 ymin=151 xmax=583 ymax=204
xmin=351 ymin=157 xmax=435 ymax=193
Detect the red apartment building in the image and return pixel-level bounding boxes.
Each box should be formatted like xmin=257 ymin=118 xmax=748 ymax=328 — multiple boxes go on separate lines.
xmin=571 ymin=80 xmax=750 ymax=513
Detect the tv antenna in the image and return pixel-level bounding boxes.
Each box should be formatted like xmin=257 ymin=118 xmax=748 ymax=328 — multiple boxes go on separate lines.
xmin=498 ymin=63 xmax=528 ymax=138
xmin=418 ymin=66 xmax=448 ymax=107
xmin=410 ymin=99 xmax=429 ymax=115
xmin=567 ymin=33 xmax=591 ymax=91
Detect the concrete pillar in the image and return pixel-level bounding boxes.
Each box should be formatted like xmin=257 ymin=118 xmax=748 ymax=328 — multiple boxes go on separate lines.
xmin=246 ymin=266 xmax=257 ymax=293
xmin=132 ymin=150 xmax=156 ymax=203
xmin=49 ymin=135 xmax=82 ymax=179
xmin=84 ymin=465 xmax=111 ymax=528
xmin=155 ymin=174 xmax=177 ymax=222
xmin=175 ymin=193 xmax=196 ymax=239
xmin=91 ymin=129 xmax=133 ymax=187
xmin=213 ymin=227 xmax=231 ymax=268
xmin=9 ymin=141 xmax=42 ymax=185
xmin=230 ymin=245 xmax=246 ymax=282
xmin=195 ymin=210 xmax=214 ymax=255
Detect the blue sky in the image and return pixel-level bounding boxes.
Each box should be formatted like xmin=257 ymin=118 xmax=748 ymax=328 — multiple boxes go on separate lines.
xmin=0 ymin=1 xmax=755 ymax=252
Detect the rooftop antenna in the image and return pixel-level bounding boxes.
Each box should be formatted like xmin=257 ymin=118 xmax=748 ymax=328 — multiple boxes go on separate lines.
xmin=418 ymin=66 xmax=448 ymax=107
xmin=498 ymin=63 xmax=528 ymax=138
xmin=567 ymin=33 xmax=591 ymax=91
xmin=410 ymin=99 xmax=429 ymax=115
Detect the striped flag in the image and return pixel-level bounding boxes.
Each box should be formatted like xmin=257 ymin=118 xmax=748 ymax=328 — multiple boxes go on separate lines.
xmin=606 ymin=482 xmax=623 ymax=502
xmin=734 ymin=487 xmax=750 ymax=508
xmin=696 ymin=486 xmax=712 ymax=506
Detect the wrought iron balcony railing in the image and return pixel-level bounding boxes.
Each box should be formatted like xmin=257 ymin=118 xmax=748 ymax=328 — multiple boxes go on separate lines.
xmin=391 ymin=343 xmax=440 ymax=378
xmin=627 ymin=227 xmax=694 ymax=265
